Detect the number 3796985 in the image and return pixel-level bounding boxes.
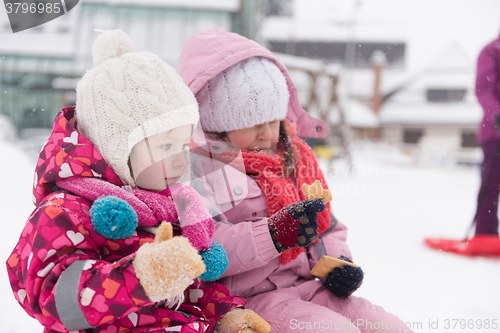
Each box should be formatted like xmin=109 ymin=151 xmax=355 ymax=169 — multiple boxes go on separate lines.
xmin=5 ymin=2 xmax=62 ymax=14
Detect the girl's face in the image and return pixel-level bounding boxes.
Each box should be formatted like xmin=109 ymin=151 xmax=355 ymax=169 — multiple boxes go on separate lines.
xmin=224 ymin=120 xmax=280 ymax=154
xmin=129 ymin=124 xmax=192 ymax=191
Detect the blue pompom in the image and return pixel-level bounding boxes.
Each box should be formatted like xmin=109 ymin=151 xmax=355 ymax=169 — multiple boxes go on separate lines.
xmin=199 ymin=242 xmax=228 ymax=281
xmin=90 ymin=196 xmax=138 ymax=240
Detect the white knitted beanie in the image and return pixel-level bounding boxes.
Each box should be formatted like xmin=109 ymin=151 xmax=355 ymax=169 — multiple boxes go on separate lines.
xmin=196 ymin=57 xmax=289 ymax=133
xmin=76 ymin=30 xmax=199 ymax=186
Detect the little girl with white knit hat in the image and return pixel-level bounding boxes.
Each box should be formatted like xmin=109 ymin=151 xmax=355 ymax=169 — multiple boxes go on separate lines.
xmin=7 ymin=29 xmax=270 ymax=333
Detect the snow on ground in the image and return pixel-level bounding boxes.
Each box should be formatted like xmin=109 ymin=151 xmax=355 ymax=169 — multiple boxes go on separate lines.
xmin=324 ymin=143 xmax=500 ymax=332
xmin=1 ymin=137 xmax=499 ymax=332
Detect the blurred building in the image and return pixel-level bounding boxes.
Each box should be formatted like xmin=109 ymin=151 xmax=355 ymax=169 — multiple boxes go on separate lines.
xmin=260 ymin=0 xmax=482 ymax=165
xmin=0 ymin=0 xmax=258 ymax=132
xmin=380 ymin=42 xmax=481 ymax=164
xmin=260 ymin=0 xmax=405 ymax=163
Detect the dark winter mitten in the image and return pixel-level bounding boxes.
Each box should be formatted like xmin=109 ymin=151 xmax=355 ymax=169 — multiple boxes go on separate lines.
xmin=323 ymin=256 xmax=364 ymax=298
xmin=268 ymin=199 xmax=325 ymax=252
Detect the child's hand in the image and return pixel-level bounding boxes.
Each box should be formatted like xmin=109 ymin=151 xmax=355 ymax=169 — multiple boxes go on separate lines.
xmin=323 ymin=256 xmax=364 ymax=298
xmin=133 ymin=222 xmax=206 ymax=302
xmin=268 ymin=199 xmax=325 ymax=252
xmin=217 ymin=308 xmax=271 ymax=333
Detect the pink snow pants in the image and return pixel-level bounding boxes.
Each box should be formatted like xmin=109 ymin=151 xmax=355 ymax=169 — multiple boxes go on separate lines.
xmin=246 ymin=280 xmax=413 ymax=333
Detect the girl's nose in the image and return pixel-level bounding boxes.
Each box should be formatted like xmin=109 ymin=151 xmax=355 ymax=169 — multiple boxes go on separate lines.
xmin=171 ymin=153 xmax=187 ymax=169
xmin=258 ymin=123 xmax=273 ymax=141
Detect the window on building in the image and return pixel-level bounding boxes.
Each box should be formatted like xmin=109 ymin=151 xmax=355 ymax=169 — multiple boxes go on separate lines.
xmin=267 ymin=41 xmax=405 ymax=69
xmin=461 ymin=131 xmax=478 ymax=148
xmin=403 ymin=128 xmax=423 ymax=144
xmin=426 ymin=89 xmax=467 ymax=102
xmin=265 ymin=0 xmax=293 ymax=17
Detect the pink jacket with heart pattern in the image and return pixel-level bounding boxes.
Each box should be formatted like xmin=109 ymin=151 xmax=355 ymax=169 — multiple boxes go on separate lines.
xmin=6 ymin=107 xmax=245 ymax=333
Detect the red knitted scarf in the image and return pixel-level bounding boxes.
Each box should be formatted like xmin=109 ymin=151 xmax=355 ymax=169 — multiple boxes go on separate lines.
xmin=192 ymin=131 xmax=331 ymax=265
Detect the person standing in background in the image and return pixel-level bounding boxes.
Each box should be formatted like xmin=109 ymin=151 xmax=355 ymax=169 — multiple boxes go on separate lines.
xmin=426 ymin=33 xmax=500 ymax=256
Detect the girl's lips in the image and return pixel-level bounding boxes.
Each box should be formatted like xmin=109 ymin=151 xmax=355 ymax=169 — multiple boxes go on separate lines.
xmin=253 ymin=146 xmax=272 ymax=151
xmin=252 ymin=146 xmax=275 ymax=154
xmin=167 ymin=176 xmax=181 ymax=185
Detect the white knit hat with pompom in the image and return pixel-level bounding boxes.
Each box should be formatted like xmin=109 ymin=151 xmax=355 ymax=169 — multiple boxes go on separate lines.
xmin=76 ymin=29 xmax=199 ymax=186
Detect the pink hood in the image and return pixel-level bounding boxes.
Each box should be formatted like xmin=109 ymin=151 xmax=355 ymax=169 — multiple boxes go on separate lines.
xmin=178 ymin=28 xmax=328 ymax=139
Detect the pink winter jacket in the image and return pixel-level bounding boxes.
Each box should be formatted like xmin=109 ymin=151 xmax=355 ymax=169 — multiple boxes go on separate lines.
xmin=179 ymin=29 xmax=352 ymax=299
xmin=6 ymin=107 xmax=244 ymax=333
xmin=190 ymin=151 xmax=352 ymax=299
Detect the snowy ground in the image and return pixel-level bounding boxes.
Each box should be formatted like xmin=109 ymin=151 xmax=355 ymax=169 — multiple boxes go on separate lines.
xmin=1 ymin=137 xmax=499 ymax=333
xmin=325 ymin=144 xmax=500 ymax=333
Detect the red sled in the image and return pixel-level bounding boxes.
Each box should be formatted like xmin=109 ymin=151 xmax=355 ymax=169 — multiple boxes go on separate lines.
xmin=424 ymin=235 xmax=500 ymax=256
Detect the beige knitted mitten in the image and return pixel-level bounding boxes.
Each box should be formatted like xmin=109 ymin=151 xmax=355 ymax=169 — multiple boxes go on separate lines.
xmin=133 ymin=222 xmax=206 ymax=302
xmin=217 ymin=308 xmax=271 ymax=333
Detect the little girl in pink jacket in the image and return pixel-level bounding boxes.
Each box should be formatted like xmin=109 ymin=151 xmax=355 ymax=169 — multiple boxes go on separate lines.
xmin=179 ymin=29 xmax=413 ymax=333
xmin=6 ymin=29 xmax=270 ymax=333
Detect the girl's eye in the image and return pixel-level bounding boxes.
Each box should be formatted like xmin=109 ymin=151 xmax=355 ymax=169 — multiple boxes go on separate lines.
xmin=160 ymin=144 xmax=172 ymax=150
xmin=182 ymin=143 xmax=190 ymax=151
